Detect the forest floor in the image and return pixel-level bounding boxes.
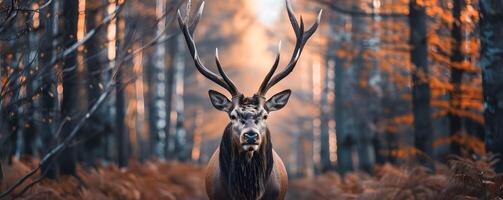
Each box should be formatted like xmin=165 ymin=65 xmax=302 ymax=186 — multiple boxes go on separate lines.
xmin=1 ymin=156 xmax=502 ymax=200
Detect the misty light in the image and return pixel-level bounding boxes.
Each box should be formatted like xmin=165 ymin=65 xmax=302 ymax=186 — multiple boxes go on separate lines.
xmin=252 ymin=0 xmax=282 ymax=26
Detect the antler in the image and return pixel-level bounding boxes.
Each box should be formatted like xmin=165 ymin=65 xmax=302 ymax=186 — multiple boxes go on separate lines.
xmin=258 ymin=0 xmax=322 ymax=96
xmin=177 ymin=2 xmax=240 ymax=97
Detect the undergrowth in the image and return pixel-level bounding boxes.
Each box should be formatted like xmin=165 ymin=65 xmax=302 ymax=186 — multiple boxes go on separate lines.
xmin=1 ymin=155 xmax=502 ymax=199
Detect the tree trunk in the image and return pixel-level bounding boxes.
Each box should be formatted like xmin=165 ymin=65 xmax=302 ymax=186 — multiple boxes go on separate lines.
xmin=149 ymin=0 xmax=168 ymax=158
xmin=58 ymin=0 xmax=79 ymax=175
xmin=335 ymin=15 xmax=353 ymax=175
xmin=171 ymin=35 xmax=187 ymax=160
xmin=1 ymin=42 xmax=20 ymax=162
xmin=39 ymin=0 xmax=60 ymax=178
xmin=83 ymin=0 xmax=107 ymax=167
xmin=16 ymin=3 xmax=39 ymax=156
xmin=352 ymin=10 xmax=375 ymax=173
xmin=479 ymin=0 xmax=503 ymax=172
xmin=22 ymin=11 xmax=40 ymax=156
xmin=409 ymin=0 xmax=433 ymax=160
xmin=164 ymin=30 xmax=177 ymax=159
xmin=449 ymin=0 xmax=466 ymax=155
xmin=320 ymin=55 xmax=333 ymax=171
xmin=115 ymin=0 xmax=128 ymax=168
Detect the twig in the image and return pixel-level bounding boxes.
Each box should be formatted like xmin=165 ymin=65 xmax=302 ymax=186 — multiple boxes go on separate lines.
xmin=0 ymin=4 xmax=123 ymax=199
xmin=0 ymin=1 xmax=183 ymax=198
xmin=0 ymin=4 xmax=121 ymax=99
xmin=0 ymin=82 xmax=115 ymax=200
xmin=316 ymin=0 xmax=407 ymax=18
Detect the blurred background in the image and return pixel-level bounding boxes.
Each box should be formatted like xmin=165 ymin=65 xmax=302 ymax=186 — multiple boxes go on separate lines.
xmin=1 ymin=0 xmax=503 ymax=199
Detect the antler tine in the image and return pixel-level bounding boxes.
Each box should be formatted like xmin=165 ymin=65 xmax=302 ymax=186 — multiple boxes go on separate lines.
xmin=260 ymin=0 xmax=322 ymax=95
xmin=188 ymin=1 xmax=204 ymax=34
xmin=177 ymin=2 xmax=239 ymax=96
xmin=215 ymin=48 xmax=239 ymax=95
xmin=258 ymin=41 xmax=282 ymax=96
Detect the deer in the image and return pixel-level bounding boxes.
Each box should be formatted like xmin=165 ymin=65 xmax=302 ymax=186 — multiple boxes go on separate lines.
xmin=177 ymin=1 xmax=321 ymax=199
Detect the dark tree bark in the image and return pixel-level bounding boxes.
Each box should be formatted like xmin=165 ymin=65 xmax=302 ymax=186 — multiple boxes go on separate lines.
xmin=83 ymin=0 xmax=108 ymax=167
xmin=352 ymin=10 xmax=374 ymax=173
xmin=58 ymin=0 xmax=79 ymax=175
xmin=114 ymin=45 xmax=128 ymax=167
xmin=409 ymin=0 xmax=433 ymax=159
xmin=115 ymin=0 xmax=128 ymax=167
xmin=1 ymin=44 xmax=20 ymax=162
xmin=21 ymin=96 xmax=36 ymax=157
xmin=39 ymin=0 xmax=60 ymax=178
xmin=480 ymin=0 xmax=503 ymax=172
xmin=21 ymin=1 xmax=45 ymax=157
xmin=449 ymin=0 xmax=466 ymax=155
xmin=334 ymin=15 xmax=353 ymax=175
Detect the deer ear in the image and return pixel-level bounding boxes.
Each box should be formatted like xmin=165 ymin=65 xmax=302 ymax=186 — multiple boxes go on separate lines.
xmin=208 ymin=90 xmax=232 ymax=112
xmin=265 ymin=89 xmax=291 ymax=112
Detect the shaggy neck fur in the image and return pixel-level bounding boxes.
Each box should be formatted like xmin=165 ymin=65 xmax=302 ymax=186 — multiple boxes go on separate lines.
xmin=219 ymin=123 xmax=274 ymax=200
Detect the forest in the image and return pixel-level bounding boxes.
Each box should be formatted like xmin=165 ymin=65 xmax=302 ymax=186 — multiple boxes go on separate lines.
xmin=0 ymin=0 xmax=503 ymax=199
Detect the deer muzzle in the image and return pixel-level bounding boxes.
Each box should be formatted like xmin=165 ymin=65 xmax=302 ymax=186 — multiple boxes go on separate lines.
xmin=241 ymin=129 xmax=260 ymax=152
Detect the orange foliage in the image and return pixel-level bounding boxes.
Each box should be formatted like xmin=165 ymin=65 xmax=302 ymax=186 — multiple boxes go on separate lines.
xmin=433 ymin=133 xmax=486 ymax=156
xmin=386 ymin=114 xmax=414 ymax=125
xmin=429 ymin=51 xmax=480 ymax=72
xmin=391 ymin=146 xmax=419 ymax=159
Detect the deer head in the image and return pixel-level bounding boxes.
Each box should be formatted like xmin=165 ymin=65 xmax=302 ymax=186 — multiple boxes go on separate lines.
xmin=177 ymin=0 xmax=321 ymax=157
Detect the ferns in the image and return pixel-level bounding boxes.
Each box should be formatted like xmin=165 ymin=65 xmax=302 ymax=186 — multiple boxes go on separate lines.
xmin=1 ymin=159 xmax=207 ymax=200
xmin=1 ymin=155 xmax=502 ymax=200
xmin=289 ymin=155 xmax=503 ymax=200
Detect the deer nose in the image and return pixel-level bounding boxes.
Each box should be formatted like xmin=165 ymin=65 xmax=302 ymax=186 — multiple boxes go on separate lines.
xmin=244 ymin=131 xmax=259 ymax=144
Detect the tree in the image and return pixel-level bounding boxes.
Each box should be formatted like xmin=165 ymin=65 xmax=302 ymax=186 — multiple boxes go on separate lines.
xmin=148 ymin=0 xmax=169 ymax=158
xmin=320 ymin=11 xmax=335 ymax=170
xmin=22 ymin=7 xmax=40 ymax=156
xmin=409 ymin=0 xmax=433 ymax=159
xmin=115 ymin=0 xmax=128 ymax=168
xmin=448 ymin=0 xmax=466 ymax=155
xmin=171 ymin=35 xmax=187 ymax=160
xmin=84 ymin=0 xmax=109 ymax=167
xmin=334 ymin=14 xmax=353 ymax=174
xmin=480 ymin=0 xmax=503 ymax=172
xmin=351 ymin=6 xmax=375 ymax=172
xmin=58 ymin=0 xmax=79 ymax=175
xmin=39 ymin=0 xmax=61 ymax=178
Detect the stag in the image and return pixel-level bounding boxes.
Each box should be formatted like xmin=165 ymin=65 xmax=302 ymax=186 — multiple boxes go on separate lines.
xmin=177 ymin=1 xmax=321 ymax=199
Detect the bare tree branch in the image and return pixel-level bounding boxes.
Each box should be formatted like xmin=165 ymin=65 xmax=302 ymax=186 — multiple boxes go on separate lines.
xmin=0 ymin=81 xmax=116 ymax=199
xmin=315 ymin=0 xmax=407 ymax=18
xmin=0 ymin=1 xmax=185 ymax=197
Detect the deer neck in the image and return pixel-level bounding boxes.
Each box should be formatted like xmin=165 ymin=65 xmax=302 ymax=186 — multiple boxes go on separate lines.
xmin=219 ymin=123 xmax=274 ymax=200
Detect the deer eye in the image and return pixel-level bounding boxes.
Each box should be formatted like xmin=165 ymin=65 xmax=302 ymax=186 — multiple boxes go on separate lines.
xmin=230 ymin=115 xmax=236 ymax=120
xmin=263 ymin=115 xmax=268 ymax=120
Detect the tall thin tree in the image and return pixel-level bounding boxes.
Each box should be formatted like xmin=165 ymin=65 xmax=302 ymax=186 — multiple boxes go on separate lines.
xmin=334 ymin=14 xmax=353 ymax=174
xmin=449 ymin=0 xmax=466 ymax=155
xmin=39 ymin=0 xmax=60 ymax=178
xmin=115 ymin=0 xmax=128 ymax=168
xmin=84 ymin=0 xmax=108 ymax=167
xmin=480 ymin=0 xmax=503 ymax=172
xmin=409 ymin=0 xmax=433 ymax=160
xmin=58 ymin=0 xmax=80 ymax=175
